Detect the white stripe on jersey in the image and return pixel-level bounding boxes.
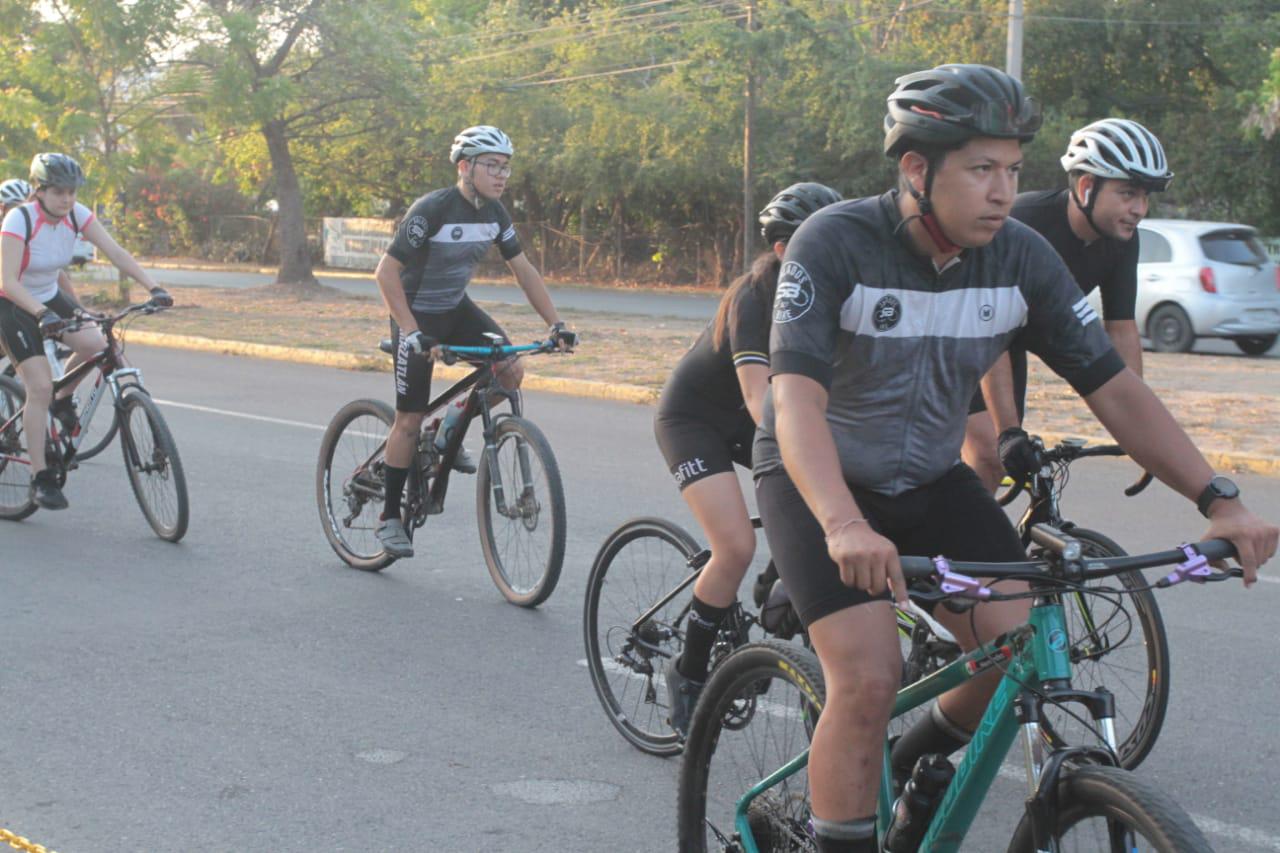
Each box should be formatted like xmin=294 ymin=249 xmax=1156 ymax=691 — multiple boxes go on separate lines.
xmin=429 ymin=222 xmax=501 ymax=244
xmin=1072 ymin=297 xmax=1100 ymax=325
xmin=500 ymin=225 xmax=516 ymax=243
xmin=838 ymin=285 xmax=1028 ymax=339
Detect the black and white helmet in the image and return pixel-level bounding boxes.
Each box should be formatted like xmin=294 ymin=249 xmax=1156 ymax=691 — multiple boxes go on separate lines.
xmin=0 ymin=178 xmax=31 ymax=205
xmin=449 ymin=125 xmax=514 ymax=164
xmin=1060 ymin=119 xmax=1172 ymax=192
xmin=30 ymin=153 xmax=87 ymax=189
xmin=758 ymin=183 xmax=842 ymax=244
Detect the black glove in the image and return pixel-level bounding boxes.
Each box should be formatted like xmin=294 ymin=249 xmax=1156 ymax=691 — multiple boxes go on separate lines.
xmin=402 ymin=330 xmax=435 ymax=356
xmin=997 ymin=427 xmax=1040 ymax=484
xmin=149 ymin=287 xmax=173 ymax=308
xmin=37 ymin=309 xmax=66 ymax=338
xmin=549 ymin=322 xmax=577 ymax=350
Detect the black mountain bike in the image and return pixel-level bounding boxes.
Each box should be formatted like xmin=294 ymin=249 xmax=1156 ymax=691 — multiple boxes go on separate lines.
xmin=3 ymin=340 xmax=119 ymax=460
xmin=317 ymin=335 xmax=568 ymax=607
xmin=0 ymin=301 xmax=189 ymax=541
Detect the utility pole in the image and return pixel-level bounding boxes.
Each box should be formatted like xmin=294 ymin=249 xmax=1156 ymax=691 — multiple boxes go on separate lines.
xmin=1006 ymin=0 xmax=1024 ymax=80
xmin=742 ymin=0 xmax=756 ymax=274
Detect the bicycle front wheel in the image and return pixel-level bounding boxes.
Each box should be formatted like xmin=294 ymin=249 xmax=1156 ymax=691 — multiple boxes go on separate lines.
xmin=119 ymin=388 xmax=188 ymax=542
xmin=678 ymin=640 xmax=824 ymax=853
xmin=584 ymin=517 xmax=701 ymax=757
xmin=1041 ymin=527 xmax=1170 ymax=770
xmin=1007 ymin=764 xmax=1212 ymax=852
xmin=475 ymin=415 xmax=565 ymax=607
xmin=0 ymin=375 xmax=36 ymax=521
xmin=316 ymin=398 xmax=396 ymax=572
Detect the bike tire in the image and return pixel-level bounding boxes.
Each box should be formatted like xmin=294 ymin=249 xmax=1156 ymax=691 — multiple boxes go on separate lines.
xmin=1040 ymin=527 xmax=1170 ymax=770
xmin=1007 ymin=764 xmax=1213 ymax=852
xmin=315 ymin=397 xmax=397 ymax=572
xmin=119 ymin=387 xmax=189 ymax=542
xmin=678 ymin=639 xmax=825 ymax=853
xmin=0 ymin=375 xmax=36 ymax=521
xmin=475 ymin=415 xmax=565 ymax=607
xmin=583 ymin=517 xmax=702 ymax=757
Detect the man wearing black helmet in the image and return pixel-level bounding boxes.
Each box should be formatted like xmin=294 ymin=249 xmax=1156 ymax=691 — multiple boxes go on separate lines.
xmin=754 ymin=65 xmax=1275 ymax=852
xmin=653 ymin=182 xmax=841 ymax=737
xmin=373 ymin=125 xmax=575 ymax=559
xmin=965 ymin=118 xmax=1173 ymax=491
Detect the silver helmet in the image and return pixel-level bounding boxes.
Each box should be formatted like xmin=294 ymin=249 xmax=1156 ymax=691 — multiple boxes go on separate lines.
xmin=1060 ymin=118 xmax=1172 ymax=192
xmin=449 ymin=125 xmax=514 ymax=164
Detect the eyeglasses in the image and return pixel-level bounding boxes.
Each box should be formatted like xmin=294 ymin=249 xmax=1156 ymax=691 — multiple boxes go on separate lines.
xmin=473 ymin=159 xmax=512 ymax=178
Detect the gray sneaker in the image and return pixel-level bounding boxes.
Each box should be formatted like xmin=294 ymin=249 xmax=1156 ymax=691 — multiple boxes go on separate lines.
xmin=376 ymin=517 xmax=413 ymax=558
xmin=665 ymin=656 xmax=704 ymax=740
xmin=443 ymin=444 xmax=478 ymax=474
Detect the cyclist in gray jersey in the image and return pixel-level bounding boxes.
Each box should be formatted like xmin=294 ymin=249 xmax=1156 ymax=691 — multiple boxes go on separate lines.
xmin=373 ymin=126 xmax=575 ymax=558
xmin=754 ymin=64 xmax=1276 ymax=853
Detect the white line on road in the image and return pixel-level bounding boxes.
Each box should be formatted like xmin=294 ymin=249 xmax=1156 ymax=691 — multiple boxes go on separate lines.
xmin=154 ymin=399 xmax=327 ymax=431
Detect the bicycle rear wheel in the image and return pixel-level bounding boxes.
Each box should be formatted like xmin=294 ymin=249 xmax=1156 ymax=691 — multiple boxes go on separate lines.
xmin=316 ymin=398 xmax=396 ymax=572
xmin=678 ymin=640 xmax=823 ymax=853
xmin=73 ymin=374 xmax=121 ymax=461
xmin=119 ymin=387 xmax=188 ymax=542
xmin=1040 ymin=528 xmax=1170 ymax=770
xmin=1007 ymin=764 xmax=1212 ymax=852
xmin=584 ymin=517 xmax=702 ymax=756
xmin=0 ymin=375 xmax=36 ymax=521
xmin=476 ymin=415 xmax=565 ymax=607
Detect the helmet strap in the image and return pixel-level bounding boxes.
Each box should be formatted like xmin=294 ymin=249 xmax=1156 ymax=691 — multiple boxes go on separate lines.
xmin=1069 ymin=175 xmax=1103 ymax=238
xmin=904 ymin=158 xmax=960 ymax=255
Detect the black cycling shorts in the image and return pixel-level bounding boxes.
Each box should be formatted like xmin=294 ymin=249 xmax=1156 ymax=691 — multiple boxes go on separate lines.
xmin=391 ymin=296 xmax=509 ymax=413
xmin=754 ymin=463 xmax=1026 ymax=628
xmin=0 ymin=291 xmax=78 ymax=365
xmin=968 ymin=347 xmax=1029 ymax=421
xmin=653 ymin=407 xmax=755 ymax=491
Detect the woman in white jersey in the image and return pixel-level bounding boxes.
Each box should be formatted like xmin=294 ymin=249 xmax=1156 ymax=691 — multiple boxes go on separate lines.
xmin=0 ymin=153 xmax=171 ymax=510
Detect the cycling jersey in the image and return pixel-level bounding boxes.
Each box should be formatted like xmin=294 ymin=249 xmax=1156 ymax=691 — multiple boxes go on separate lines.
xmin=0 ymin=201 xmax=93 ymax=303
xmin=755 ymin=191 xmax=1124 ymax=497
xmin=385 ymin=187 xmax=522 ymax=314
xmin=969 ymin=189 xmax=1141 ymax=417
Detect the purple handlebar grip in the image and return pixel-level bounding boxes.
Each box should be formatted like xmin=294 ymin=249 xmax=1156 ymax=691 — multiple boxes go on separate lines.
xmin=932 ymin=556 xmax=992 ymax=599
xmin=1162 ymin=543 xmax=1212 ymax=586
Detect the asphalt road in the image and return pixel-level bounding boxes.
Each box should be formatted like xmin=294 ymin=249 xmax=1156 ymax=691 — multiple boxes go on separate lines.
xmin=3 ymin=346 xmax=1279 ymax=852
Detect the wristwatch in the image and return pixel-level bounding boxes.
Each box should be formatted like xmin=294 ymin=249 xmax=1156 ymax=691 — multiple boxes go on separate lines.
xmin=1196 ymin=475 xmax=1240 ymax=518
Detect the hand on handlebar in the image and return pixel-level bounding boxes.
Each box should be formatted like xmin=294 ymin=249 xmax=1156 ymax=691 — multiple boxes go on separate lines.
xmin=997 ymin=427 xmax=1040 ymax=485
xmin=37 ymin=309 xmax=67 ymax=339
xmin=148 ymin=287 xmax=173 ymax=308
xmin=825 ymin=520 xmax=907 ymax=606
xmin=1203 ymin=500 xmax=1279 ymax=587
xmin=402 ymin=330 xmax=435 ymax=356
xmin=549 ymin=322 xmax=577 ymax=352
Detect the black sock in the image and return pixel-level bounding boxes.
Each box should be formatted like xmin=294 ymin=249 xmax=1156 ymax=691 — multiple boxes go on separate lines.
xmin=382 ymin=465 xmax=409 ymax=520
xmin=677 ymin=595 xmax=731 ymax=681
xmin=812 ymin=816 xmax=877 ymax=853
xmin=890 ymin=702 xmax=971 ymax=785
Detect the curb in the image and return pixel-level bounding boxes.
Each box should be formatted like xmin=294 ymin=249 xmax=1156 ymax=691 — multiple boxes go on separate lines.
xmin=126 ymin=331 xmax=659 ymax=406
xmin=125 ymin=331 xmax=1274 ymax=476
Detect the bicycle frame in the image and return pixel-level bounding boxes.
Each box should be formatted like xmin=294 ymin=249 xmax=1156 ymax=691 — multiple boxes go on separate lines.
xmin=729 ymin=596 xmax=1111 ymax=853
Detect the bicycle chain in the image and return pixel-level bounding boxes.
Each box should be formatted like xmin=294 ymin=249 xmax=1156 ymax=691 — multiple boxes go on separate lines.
xmin=0 ymin=827 xmax=57 ymax=853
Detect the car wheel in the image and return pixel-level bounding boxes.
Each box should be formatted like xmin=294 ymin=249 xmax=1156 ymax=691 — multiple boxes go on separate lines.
xmin=1231 ymin=335 xmax=1277 ymax=356
xmin=1147 ymin=304 xmax=1195 ymax=353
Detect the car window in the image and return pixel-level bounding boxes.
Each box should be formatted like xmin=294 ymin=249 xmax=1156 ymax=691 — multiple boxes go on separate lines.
xmin=1137 ymin=229 xmax=1172 ymax=263
xmin=1199 ymin=229 xmax=1268 ymax=266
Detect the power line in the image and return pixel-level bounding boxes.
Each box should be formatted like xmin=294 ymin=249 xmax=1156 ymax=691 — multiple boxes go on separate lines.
xmin=506 ymin=59 xmax=693 ymax=87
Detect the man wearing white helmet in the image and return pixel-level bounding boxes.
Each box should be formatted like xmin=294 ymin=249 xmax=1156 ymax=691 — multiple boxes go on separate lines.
xmin=964 ymin=118 xmax=1173 ymax=490
xmin=372 ymin=125 xmax=576 ymax=558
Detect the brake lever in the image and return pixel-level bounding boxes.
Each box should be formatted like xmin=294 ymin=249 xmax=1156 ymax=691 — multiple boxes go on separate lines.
xmin=1157 ymin=543 xmax=1239 ymax=586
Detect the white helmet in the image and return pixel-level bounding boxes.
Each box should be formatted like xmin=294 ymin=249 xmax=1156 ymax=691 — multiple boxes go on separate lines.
xmin=1060 ymin=118 xmax=1172 ymax=192
xmin=449 ymin=125 xmax=514 ymax=164
xmin=0 ymin=178 xmax=31 ymax=205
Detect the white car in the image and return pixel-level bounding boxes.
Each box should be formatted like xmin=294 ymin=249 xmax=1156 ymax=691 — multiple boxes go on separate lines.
xmin=1095 ymin=218 xmax=1280 ymax=356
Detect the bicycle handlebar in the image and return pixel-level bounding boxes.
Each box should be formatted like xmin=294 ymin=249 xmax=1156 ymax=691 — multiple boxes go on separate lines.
xmin=997 ymin=436 xmax=1152 ymax=507
xmin=47 ymin=300 xmax=166 ymax=338
xmin=435 ymin=337 xmax=564 ymax=365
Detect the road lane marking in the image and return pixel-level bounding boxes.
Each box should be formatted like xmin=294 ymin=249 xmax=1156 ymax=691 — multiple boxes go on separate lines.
xmin=154 ymin=399 xmax=327 ymax=431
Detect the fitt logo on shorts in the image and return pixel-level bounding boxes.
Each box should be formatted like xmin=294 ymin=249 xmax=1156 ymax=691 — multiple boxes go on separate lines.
xmin=774 ymin=262 xmax=815 ymax=324
xmin=873 ymin=294 xmax=902 ymax=332
xmin=674 ymin=457 xmax=708 ymax=486
xmin=405 ymin=215 xmax=429 ymax=248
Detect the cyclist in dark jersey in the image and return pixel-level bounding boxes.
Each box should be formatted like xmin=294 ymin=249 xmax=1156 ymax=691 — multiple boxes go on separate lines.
xmin=964 ymin=118 xmax=1172 ymax=490
xmin=654 ymin=182 xmax=840 ymax=736
xmin=373 ymin=126 xmax=576 ymax=558
xmin=754 ymin=65 xmax=1275 ymax=853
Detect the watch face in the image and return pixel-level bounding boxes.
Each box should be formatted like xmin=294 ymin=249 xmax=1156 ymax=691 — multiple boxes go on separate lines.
xmin=1211 ymin=475 xmax=1240 ymax=500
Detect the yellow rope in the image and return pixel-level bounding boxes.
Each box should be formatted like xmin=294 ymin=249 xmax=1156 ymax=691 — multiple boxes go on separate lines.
xmin=0 ymin=827 xmax=56 ymax=853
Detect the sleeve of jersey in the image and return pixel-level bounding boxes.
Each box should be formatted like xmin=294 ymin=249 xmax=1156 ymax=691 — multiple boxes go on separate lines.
xmin=385 ymin=197 xmax=437 ymax=266
xmin=74 ymin=202 xmax=95 ymax=231
xmin=768 ymin=221 xmax=850 ymax=389
xmin=1099 ymin=235 xmax=1139 ymax=322
xmin=728 ymin=283 xmax=770 ymax=369
xmin=1018 ymin=238 xmax=1125 ymax=396
xmin=0 ymin=207 xmax=23 ymax=239
xmin=494 ymin=205 xmax=522 ymax=261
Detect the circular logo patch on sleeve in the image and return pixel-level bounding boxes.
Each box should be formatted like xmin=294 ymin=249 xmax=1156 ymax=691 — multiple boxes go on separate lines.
xmin=405 ymin=215 xmax=429 ymax=248
xmin=774 ymin=261 xmax=815 ymax=324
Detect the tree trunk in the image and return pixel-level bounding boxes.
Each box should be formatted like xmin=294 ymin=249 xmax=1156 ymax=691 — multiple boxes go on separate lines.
xmin=262 ymin=119 xmax=316 ymax=286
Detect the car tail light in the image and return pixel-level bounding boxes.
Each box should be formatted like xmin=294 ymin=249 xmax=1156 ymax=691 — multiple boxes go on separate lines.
xmin=1198 ymin=266 xmax=1217 ymax=293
